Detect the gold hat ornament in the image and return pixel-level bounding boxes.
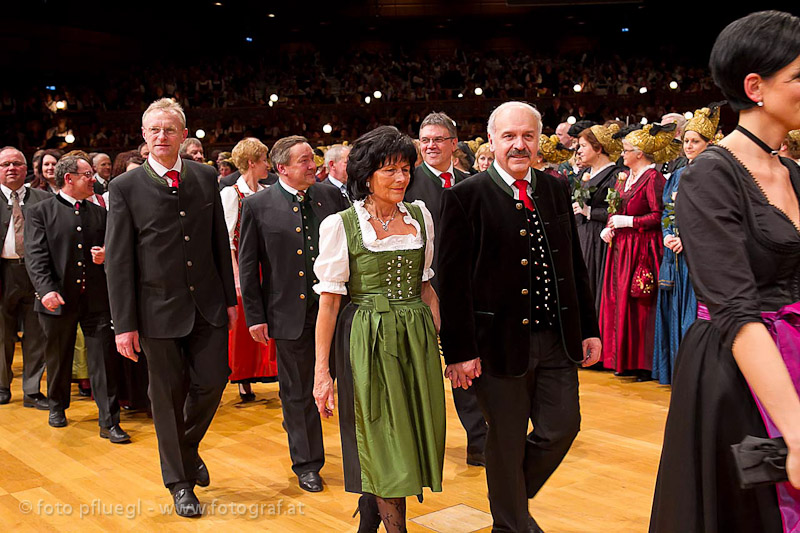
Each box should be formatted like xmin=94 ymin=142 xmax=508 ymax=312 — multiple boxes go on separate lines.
xmin=625 ymin=123 xmax=677 ymax=156
xmin=788 ymin=130 xmax=800 ymax=144
xmin=539 ymin=134 xmax=574 ymax=164
xmin=685 ymin=101 xmax=725 ymax=141
xmin=653 ymin=139 xmax=683 ymax=165
xmin=589 ymin=123 xmax=623 ymax=160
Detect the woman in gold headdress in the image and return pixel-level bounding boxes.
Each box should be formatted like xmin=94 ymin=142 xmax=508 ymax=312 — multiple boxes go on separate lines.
xmin=572 ymin=123 xmax=625 ymax=315
xmin=538 ymin=134 xmax=574 ymax=181
xmin=652 ymin=102 xmax=723 ymax=385
xmin=598 ymin=123 xmax=673 ymax=380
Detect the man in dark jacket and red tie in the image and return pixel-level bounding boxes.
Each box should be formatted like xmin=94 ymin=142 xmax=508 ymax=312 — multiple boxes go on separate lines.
xmin=106 ymin=98 xmax=237 ymax=518
xmin=438 ymin=101 xmax=602 ymax=533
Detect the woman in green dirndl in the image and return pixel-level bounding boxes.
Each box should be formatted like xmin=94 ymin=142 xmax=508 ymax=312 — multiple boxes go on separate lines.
xmin=313 ymin=126 xmax=446 ymax=533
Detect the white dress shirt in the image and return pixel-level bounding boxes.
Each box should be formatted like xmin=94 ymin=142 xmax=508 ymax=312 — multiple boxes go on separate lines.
xmin=493 ymin=161 xmax=532 ymax=201
xmin=1 ymin=184 xmax=25 ymax=259
xmin=220 ymin=176 xmax=266 ymax=250
xmin=423 ymin=161 xmax=456 ymax=188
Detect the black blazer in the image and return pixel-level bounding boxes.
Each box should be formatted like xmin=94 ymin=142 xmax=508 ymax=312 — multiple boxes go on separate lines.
xmin=93 ymin=179 xmax=107 ymax=195
xmin=318 ymin=177 xmax=351 ymax=203
xmin=219 ymin=170 xmax=278 ymax=190
xmin=403 ymin=164 xmax=469 ymax=292
xmin=438 ymin=167 xmax=599 ymax=376
xmin=105 ymin=160 xmax=237 ymax=338
xmin=24 ymin=195 xmax=109 ymax=316
xmin=238 ymin=182 xmax=349 ymax=340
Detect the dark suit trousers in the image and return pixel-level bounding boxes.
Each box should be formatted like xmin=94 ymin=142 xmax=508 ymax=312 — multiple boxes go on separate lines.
xmin=0 ymin=261 xmax=45 ymax=395
xmin=140 ymin=312 xmax=229 ymax=492
xmin=273 ymin=302 xmax=325 ymax=476
xmin=475 ymin=329 xmax=580 ymax=533
xmin=452 ymin=385 xmax=488 ymax=455
xmin=39 ymin=298 xmax=120 ymax=428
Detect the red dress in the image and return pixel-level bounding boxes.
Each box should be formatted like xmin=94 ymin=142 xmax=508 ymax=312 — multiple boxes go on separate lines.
xmin=600 ymin=168 xmax=665 ymax=373
xmin=228 ymin=184 xmax=278 ymax=383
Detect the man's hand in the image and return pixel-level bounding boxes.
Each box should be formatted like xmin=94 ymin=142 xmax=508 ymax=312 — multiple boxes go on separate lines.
xmin=444 ymin=357 xmax=482 ymax=390
xmin=41 ymin=291 xmax=65 ymax=312
xmin=249 ymin=323 xmax=269 ymax=344
xmin=581 ymin=337 xmax=602 ymax=367
xmin=313 ymin=371 xmax=336 ymax=418
xmin=90 ymin=246 xmax=105 ymax=264
xmin=227 ymin=306 xmax=237 ymax=330
xmin=116 ymin=330 xmax=141 ymax=362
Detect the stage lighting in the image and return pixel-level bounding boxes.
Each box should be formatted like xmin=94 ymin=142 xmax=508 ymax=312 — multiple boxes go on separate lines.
xmin=268 ymin=13 xmax=275 ymax=18
xmin=639 ymin=87 xmax=647 ymax=94
xmin=270 ymin=94 xmax=279 ymax=102
xmin=640 ymin=117 xmax=649 ymax=125
xmin=56 ymin=100 xmax=66 ymax=110
xmin=474 ymin=87 xmax=483 ymax=96
xmin=245 ymin=37 xmax=253 ymax=42
xmin=323 ymin=124 xmax=333 ymax=134
xmin=457 ymin=93 xmax=463 ymax=98
xmin=573 ymin=84 xmax=582 ymax=93
xmin=196 ymin=129 xmax=206 ymax=139
xmin=373 ymin=90 xmax=382 ymax=99
xmin=365 ymin=96 xmax=371 ymax=104
xmin=567 ymin=116 xmax=577 ymax=125
xmin=65 ymin=134 xmax=75 ymax=144
xmin=684 ymin=111 xmax=693 ymax=120
xmin=268 ymin=101 xmax=274 ymax=107
xmin=669 ymin=81 xmax=679 ymax=90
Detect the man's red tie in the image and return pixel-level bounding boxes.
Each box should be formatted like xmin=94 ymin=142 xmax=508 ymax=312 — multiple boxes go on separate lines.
xmin=441 ymin=171 xmax=452 ymax=189
xmin=514 ymin=180 xmax=534 ymax=211
xmin=166 ymin=170 xmax=180 ymax=188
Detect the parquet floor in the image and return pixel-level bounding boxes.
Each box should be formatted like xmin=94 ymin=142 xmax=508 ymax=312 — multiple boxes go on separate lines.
xmin=0 ymin=351 xmax=671 ymax=532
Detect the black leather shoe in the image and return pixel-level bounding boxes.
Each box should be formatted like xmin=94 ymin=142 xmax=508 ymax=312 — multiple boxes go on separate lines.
xmin=466 ymin=451 xmax=486 ymax=467
xmin=239 ymin=391 xmax=256 ymax=402
xmin=172 ymin=488 xmax=202 ymax=518
xmin=298 ymin=471 xmax=323 ymax=492
xmin=0 ymin=389 xmax=10 ymax=405
xmin=48 ymin=410 xmax=67 ymax=428
xmin=100 ymin=424 xmax=131 ymax=443
xmin=195 ymin=456 xmax=210 ymax=487
xmin=23 ymin=393 xmax=49 ymax=410
xmin=528 ymin=514 xmax=545 ymax=533
xmin=354 ymin=494 xmax=381 ymax=533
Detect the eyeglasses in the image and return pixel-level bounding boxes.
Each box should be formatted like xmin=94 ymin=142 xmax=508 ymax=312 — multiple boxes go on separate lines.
xmin=68 ymin=170 xmax=95 ymax=179
xmin=0 ymin=161 xmax=25 ymax=168
xmin=419 ymin=136 xmax=455 ymax=145
xmin=145 ymin=126 xmax=181 ymax=137
xmin=622 ymin=148 xmax=638 ymax=154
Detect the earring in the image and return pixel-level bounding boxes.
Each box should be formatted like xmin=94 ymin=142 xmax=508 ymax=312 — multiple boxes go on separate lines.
xmin=757 ymin=101 xmax=764 ymax=107
xmin=366 ymin=180 xmax=370 ymax=187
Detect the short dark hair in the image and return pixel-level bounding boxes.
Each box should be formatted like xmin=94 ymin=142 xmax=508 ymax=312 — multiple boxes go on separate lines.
xmin=54 ymin=155 xmax=81 ymax=188
xmin=347 ymin=126 xmax=417 ymax=202
xmin=710 ymin=10 xmax=800 ymax=112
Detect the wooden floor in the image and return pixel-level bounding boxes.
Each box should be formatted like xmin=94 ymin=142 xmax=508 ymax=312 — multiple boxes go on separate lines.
xmin=0 ymin=353 xmax=672 ymax=532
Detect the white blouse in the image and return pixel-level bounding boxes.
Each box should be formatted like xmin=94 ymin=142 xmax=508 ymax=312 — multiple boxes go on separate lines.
xmin=313 ymin=200 xmax=435 ymax=295
xmin=220 ymin=176 xmax=266 ymax=250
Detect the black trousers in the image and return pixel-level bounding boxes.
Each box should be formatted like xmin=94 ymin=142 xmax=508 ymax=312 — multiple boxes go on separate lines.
xmin=273 ymin=302 xmax=325 ymax=477
xmin=0 ymin=260 xmax=46 ymax=396
xmin=39 ymin=298 xmax=120 ymax=428
xmin=452 ymin=385 xmax=488 ymax=456
xmin=140 ymin=311 xmax=229 ymax=492
xmin=475 ymin=329 xmax=580 ymax=533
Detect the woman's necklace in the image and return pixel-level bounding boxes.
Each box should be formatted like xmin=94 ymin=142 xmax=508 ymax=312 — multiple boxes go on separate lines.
xmin=736 ymin=125 xmax=780 ymax=156
xmin=366 ymin=201 xmax=398 ymax=231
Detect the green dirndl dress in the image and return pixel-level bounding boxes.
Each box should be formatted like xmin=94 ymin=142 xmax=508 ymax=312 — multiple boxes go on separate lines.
xmin=333 ymin=202 xmax=445 ymax=499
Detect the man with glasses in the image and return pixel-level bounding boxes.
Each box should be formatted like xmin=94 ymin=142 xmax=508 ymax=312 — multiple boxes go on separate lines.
xmin=24 ymin=155 xmax=127 ymax=443
xmin=106 ymin=98 xmax=237 ymax=517
xmin=0 ymin=147 xmax=49 ymax=409
xmin=404 ymin=112 xmax=487 ymax=468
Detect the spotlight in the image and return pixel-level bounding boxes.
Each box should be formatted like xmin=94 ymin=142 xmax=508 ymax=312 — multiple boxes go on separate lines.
xmin=245 ymin=37 xmax=253 ymax=42
xmin=65 ymin=133 xmax=75 ymax=144
xmin=365 ymin=96 xmax=371 ymax=104
xmin=640 ymin=117 xmax=649 ymax=125
xmin=567 ymin=116 xmax=577 ymax=125
xmin=669 ymin=81 xmax=679 ymax=90
xmin=269 ymin=94 xmax=279 ymax=102
xmin=56 ymin=100 xmax=66 ymax=110
xmin=684 ymin=111 xmax=694 ymax=120
xmin=267 ymin=13 xmax=275 ymax=18
xmin=457 ymin=93 xmax=463 ymax=98
xmin=639 ymin=87 xmax=647 ymax=94
xmin=196 ymin=129 xmax=206 ymax=139
xmin=573 ymin=84 xmax=582 ymax=93
xmin=474 ymin=87 xmax=483 ymax=96
xmin=268 ymin=101 xmax=274 ymax=107
xmin=214 ymin=2 xmax=222 ymax=5
xmin=323 ymin=124 xmax=333 ymax=134
xmin=373 ymin=90 xmax=382 ymax=99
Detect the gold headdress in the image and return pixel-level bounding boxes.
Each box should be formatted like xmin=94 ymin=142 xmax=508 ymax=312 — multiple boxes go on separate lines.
xmin=685 ymin=101 xmax=725 ymax=142
xmin=539 ymin=134 xmax=574 ymax=165
xmin=625 ymin=123 xmax=677 ymax=156
xmin=653 ymin=139 xmax=683 ymax=165
xmin=588 ymin=123 xmax=623 ymax=160
xmin=788 ymin=130 xmax=800 ymax=144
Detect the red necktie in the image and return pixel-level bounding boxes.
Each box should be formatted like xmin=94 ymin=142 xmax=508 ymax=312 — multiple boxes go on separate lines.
xmin=441 ymin=172 xmax=452 ymax=189
xmin=166 ymin=170 xmax=180 ymax=188
xmin=514 ymin=180 xmax=534 ymax=211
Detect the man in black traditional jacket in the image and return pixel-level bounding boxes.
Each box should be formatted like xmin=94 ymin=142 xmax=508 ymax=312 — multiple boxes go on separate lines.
xmin=438 ymin=101 xmax=602 ymax=533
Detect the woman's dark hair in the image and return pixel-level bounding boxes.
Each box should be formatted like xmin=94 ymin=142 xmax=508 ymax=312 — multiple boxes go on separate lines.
xmin=347 ymin=126 xmax=417 ymax=201
xmin=710 ymin=10 xmax=800 ymax=112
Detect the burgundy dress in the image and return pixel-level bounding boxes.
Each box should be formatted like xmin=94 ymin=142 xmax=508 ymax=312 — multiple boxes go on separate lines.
xmin=600 ymin=168 xmax=665 ymax=373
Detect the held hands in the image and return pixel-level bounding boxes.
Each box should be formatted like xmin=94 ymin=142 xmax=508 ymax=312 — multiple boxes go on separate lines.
xmin=90 ymin=246 xmax=105 ymax=264
xmin=581 ymin=337 xmax=602 ymax=367
xmin=444 ymin=357 xmax=482 ymax=390
xmin=313 ymin=370 xmax=336 ymax=418
xmin=41 ymin=291 xmax=65 ymax=312
xmin=572 ymin=202 xmax=591 ymax=218
xmin=116 ymin=330 xmax=141 ymax=362
xmin=249 ymin=323 xmax=269 ymax=344
xmin=600 ymin=227 xmax=615 ymax=243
